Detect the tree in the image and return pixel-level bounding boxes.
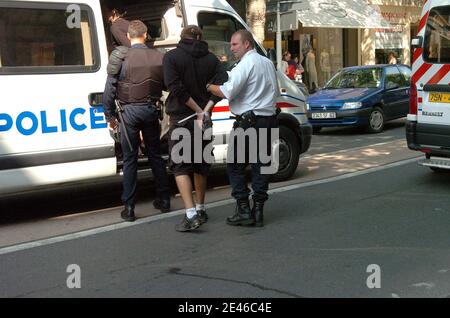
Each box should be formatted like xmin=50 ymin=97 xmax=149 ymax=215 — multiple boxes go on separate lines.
xmin=246 ymin=0 xmax=266 ymax=43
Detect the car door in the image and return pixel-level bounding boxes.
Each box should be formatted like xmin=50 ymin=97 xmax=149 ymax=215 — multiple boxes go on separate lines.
xmin=382 ymin=66 xmax=409 ymax=118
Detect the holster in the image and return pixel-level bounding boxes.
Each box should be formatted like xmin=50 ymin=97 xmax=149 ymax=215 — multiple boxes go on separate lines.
xmin=233 ymin=110 xmax=257 ymax=130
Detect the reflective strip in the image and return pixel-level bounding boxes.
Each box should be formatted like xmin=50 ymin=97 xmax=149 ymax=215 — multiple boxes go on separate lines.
xmin=427 ymin=65 xmax=450 ymax=85
xmin=212 ymin=102 xmax=300 ymax=113
xmin=412 ymin=62 xmax=433 ymax=85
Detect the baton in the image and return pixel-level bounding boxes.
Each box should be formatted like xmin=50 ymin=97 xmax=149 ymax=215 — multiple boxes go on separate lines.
xmin=177 ymin=113 xmax=197 ymax=124
xmin=115 ymin=100 xmax=134 ymax=152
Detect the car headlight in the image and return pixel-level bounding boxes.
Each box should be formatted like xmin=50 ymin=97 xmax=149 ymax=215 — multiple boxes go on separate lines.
xmin=306 ymin=103 xmax=310 ymax=111
xmin=342 ymin=102 xmax=362 ymax=110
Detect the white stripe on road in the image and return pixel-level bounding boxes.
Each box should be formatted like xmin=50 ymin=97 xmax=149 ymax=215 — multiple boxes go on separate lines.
xmin=0 ymin=156 xmax=421 ymax=256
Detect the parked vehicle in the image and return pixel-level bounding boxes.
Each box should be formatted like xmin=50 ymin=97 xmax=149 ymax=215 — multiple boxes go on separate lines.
xmin=0 ymin=0 xmax=311 ymax=195
xmin=406 ymin=0 xmax=450 ymax=172
xmin=307 ymin=64 xmax=411 ymax=133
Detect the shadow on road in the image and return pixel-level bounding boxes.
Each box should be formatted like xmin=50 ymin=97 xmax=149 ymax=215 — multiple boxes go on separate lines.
xmin=0 ymin=166 xmax=232 ymax=225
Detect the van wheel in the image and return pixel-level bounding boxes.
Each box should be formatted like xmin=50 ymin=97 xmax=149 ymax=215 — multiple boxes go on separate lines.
xmin=367 ymin=107 xmax=384 ymax=133
xmin=271 ymin=126 xmax=300 ymax=182
xmin=313 ymin=126 xmax=322 ymax=134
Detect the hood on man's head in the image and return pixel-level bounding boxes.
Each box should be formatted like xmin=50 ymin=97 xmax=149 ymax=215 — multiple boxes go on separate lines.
xmin=178 ymin=38 xmax=209 ymax=58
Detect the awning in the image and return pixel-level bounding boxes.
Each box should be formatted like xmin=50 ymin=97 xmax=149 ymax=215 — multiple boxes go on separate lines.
xmin=287 ymin=0 xmax=391 ymax=29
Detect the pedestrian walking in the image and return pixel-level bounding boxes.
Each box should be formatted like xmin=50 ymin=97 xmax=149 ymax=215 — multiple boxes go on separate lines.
xmin=103 ymin=20 xmax=171 ymax=222
xmin=207 ymin=30 xmax=279 ymax=227
xmin=163 ymin=25 xmax=228 ymax=232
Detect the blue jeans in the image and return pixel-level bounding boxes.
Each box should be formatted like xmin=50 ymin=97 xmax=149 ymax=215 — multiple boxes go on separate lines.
xmin=227 ymin=115 xmax=278 ymax=203
xmin=121 ymin=104 xmax=170 ymax=206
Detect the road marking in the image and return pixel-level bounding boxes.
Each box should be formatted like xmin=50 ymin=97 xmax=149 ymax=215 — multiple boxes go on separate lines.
xmin=0 ymin=156 xmax=420 ymax=256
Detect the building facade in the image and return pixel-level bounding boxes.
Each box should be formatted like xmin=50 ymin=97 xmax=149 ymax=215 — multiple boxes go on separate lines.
xmin=228 ymin=0 xmax=424 ymax=88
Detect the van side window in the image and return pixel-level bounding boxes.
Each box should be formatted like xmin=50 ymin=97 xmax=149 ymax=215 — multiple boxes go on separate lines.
xmin=0 ymin=2 xmax=99 ymax=74
xmin=423 ymin=5 xmax=450 ymax=64
xmin=197 ymin=12 xmax=266 ymax=71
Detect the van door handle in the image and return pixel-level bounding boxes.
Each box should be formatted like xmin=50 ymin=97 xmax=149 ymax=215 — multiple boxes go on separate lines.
xmin=89 ymin=92 xmax=103 ymax=107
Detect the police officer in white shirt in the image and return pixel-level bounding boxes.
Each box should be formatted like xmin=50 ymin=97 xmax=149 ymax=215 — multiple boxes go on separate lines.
xmin=207 ymin=30 xmax=279 ymax=227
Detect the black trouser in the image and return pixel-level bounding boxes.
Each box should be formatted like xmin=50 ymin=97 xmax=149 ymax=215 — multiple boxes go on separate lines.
xmin=227 ymin=115 xmax=278 ymax=203
xmin=120 ymin=104 xmax=170 ymax=206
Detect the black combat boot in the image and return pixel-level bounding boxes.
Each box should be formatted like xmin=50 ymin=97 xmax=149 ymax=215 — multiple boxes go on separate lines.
xmin=121 ymin=205 xmax=136 ymax=222
xmin=252 ymin=200 xmax=264 ymax=227
xmin=153 ymin=198 xmax=171 ymax=213
xmin=226 ymin=199 xmax=254 ymax=226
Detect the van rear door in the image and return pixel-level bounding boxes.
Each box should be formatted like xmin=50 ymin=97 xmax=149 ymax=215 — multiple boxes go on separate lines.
xmin=416 ymin=3 xmax=450 ymax=126
xmin=0 ymin=0 xmax=115 ymax=194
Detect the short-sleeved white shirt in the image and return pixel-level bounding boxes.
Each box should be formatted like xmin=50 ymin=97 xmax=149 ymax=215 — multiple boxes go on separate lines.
xmin=220 ymin=49 xmax=279 ymax=116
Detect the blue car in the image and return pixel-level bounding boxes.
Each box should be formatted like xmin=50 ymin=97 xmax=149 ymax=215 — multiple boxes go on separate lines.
xmin=307 ymin=64 xmax=411 ymax=133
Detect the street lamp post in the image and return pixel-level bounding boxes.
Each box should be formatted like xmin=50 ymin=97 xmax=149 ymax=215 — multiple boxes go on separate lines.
xmin=275 ymin=0 xmax=297 ymax=70
xmin=276 ymin=0 xmax=282 ymax=70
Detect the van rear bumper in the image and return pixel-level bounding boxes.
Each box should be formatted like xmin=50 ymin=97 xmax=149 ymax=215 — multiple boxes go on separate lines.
xmin=407 ymin=121 xmax=450 ymax=156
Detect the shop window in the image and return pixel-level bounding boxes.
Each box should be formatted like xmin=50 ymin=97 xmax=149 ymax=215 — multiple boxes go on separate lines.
xmin=423 ymin=5 xmax=450 ymax=64
xmin=0 ymin=2 xmax=99 ymax=74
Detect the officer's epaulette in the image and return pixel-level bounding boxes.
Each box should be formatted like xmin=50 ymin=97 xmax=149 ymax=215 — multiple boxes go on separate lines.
xmin=107 ymin=46 xmax=129 ymax=75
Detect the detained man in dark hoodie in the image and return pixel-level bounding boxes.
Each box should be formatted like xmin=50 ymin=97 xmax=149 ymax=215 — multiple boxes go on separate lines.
xmin=163 ymin=25 xmax=228 ymax=232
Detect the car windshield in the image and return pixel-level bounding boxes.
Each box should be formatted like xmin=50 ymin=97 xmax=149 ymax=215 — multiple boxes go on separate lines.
xmin=325 ymin=68 xmax=382 ymax=89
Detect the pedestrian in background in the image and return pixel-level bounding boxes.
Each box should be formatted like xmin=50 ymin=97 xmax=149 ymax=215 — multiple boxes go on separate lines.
xmin=207 ymin=30 xmax=279 ymax=228
xmin=103 ymin=20 xmax=171 ymax=222
xmin=388 ymin=51 xmax=397 ymax=64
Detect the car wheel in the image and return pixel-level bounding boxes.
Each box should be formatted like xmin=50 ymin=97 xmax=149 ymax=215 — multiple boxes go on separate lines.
xmin=271 ymin=126 xmax=300 ymax=182
xmin=312 ymin=126 xmax=322 ymax=134
xmin=367 ymin=107 xmax=385 ymax=133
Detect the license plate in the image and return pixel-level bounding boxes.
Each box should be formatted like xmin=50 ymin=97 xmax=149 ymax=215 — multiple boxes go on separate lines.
xmin=429 ymin=92 xmax=450 ymax=103
xmin=312 ymin=112 xmax=336 ymax=119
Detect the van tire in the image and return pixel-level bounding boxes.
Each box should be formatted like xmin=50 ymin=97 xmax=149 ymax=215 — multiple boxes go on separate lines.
xmin=367 ymin=107 xmax=385 ymax=133
xmin=271 ymin=126 xmax=300 ymax=182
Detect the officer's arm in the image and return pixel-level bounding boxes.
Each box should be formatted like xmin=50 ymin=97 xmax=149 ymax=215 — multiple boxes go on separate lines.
xmin=103 ymin=47 xmax=127 ymax=124
xmin=207 ymin=60 xmax=229 ymax=105
xmin=209 ymin=62 xmax=248 ymax=101
xmin=206 ymin=84 xmax=225 ymax=99
xmin=103 ymin=75 xmax=118 ymax=122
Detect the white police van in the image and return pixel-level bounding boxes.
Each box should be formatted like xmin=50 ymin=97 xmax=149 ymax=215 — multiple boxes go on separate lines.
xmin=0 ymin=0 xmax=311 ymax=195
xmin=407 ymin=0 xmax=450 ymax=172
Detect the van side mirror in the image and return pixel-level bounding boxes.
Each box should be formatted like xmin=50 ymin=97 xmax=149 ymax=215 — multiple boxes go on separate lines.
xmin=411 ymin=36 xmax=423 ymax=49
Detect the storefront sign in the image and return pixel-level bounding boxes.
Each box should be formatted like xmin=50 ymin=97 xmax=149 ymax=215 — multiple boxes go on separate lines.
xmin=375 ymin=25 xmax=403 ymax=49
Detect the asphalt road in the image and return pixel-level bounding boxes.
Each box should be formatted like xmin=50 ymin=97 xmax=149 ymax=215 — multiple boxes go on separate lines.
xmin=0 ymin=118 xmax=407 ymax=220
xmin=1 ymin=159 xmax=450 ymax=298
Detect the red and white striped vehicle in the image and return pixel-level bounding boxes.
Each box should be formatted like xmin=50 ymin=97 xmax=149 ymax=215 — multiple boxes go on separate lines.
xmin=407 ymin=0 xmax=450 ymax=171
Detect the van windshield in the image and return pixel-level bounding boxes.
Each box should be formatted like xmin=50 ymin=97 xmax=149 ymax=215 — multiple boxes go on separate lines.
xmin=423 ymin=5 xmax=450 ymax=64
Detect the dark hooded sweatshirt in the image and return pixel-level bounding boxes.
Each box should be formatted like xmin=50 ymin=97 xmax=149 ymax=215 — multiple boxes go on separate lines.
xmin=163 ymin=38 xmax=228 ymax=123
